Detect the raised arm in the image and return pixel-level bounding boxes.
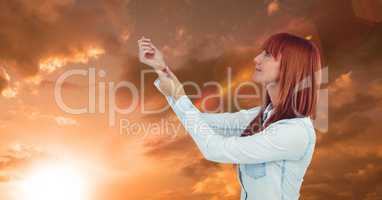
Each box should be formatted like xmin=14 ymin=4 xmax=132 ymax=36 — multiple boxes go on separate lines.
xmin=160 ymin=94 xmax=312 ymax=164
xmin=153 ymin=78 xmax=261 ymax=137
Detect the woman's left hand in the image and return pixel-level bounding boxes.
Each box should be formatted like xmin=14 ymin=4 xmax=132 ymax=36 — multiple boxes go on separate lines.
xmin=137 ymin=36 xmax=167 ymax=70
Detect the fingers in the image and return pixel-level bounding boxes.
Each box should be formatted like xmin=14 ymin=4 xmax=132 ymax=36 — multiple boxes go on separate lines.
xmin=139 ymin=43 xmax=155 ymax=51
xmin=138 ymin=38 xmax=155 ymax=55
xmin=140 ymin=43 xmax=152 ymax=48
xmin=137 ymin=37 xmax=152 ymax=47
xmin=138 ymin=42 xmax=155 ymax=53
xmin=141 ymin=45 xmax=154 ymax=51
xmin=141 ymin=46 xmax=154 ymax=52
xmin=139 ymin=41 xmax=152 ymax=46
xmin=138 ymin=36 xmax=151 ymax=43
xmin=137 ymin=36 xmax=158 ymax=50
xmin=141 ymin=45 xmax=154 ymax=53
xmin=138 ymin=42 xmax=153 ymax=48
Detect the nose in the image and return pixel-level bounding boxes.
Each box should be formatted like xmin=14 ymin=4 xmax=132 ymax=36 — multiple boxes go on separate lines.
xmin=254 ymin=54 xmax=261 ymax=65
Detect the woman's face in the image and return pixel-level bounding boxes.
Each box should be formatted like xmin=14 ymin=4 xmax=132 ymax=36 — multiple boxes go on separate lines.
xmin=252 ymin=50 xmax=281 ymax=85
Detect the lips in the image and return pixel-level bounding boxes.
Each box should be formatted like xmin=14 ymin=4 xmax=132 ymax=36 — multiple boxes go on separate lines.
xmin=255 ymin=64 xmax=262 ymax=72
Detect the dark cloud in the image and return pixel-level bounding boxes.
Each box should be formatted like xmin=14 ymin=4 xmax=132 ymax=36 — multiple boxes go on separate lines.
xmin=0 ymin=67 xmax=9 ymax=92
xmin=319 ymin=94 xmax=380 ymax=146
xmin=143 ymin=134 xmax=192 ymax=157
xmin=180 ymin=158 xmax=221 ymax=180
xmin=302 ymin=150 xmax=382 ymax=199
xmin=0 ymin=77 xmax=7 ymax=92
xmin=0 ymin=0 xmax=131 ymax=77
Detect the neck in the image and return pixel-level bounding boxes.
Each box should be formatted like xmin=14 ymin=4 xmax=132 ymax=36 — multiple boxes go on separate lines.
xmin=265 ymin=81 xmax=279 ymax=106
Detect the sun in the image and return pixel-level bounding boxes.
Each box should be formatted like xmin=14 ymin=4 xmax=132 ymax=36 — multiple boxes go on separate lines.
xmin=20 ymin=164 xmax=89 ymax=200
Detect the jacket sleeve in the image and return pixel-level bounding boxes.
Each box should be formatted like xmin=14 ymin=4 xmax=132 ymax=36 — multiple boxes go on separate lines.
xmin=153 ymin=78 xmax=261 ymax=137
xmin=153 ymin=78 xmax=310 ymax=164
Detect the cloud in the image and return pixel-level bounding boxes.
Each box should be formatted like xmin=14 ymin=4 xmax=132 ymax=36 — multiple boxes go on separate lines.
xmin=54 ymin=116 xmax=79 ymax=126
xmin=267 ymin=0 xmax=280 ymax=16
xmin=351 ymin=0 xmax=382 ymax=23
xmin=0 ymin=0 xmax=133 ymax=101
xmin=0 ymin=0 xmax=130 ymax=78
xmin=0 ymin=144 xmax=47 ymax=182
xmin=0 ymin=66 xmax=10 ymax=93
xmin=329 ymin=71 xmax=354 ymax=109
xmin=181 ymin=158 xmax=220 ymax=177
xmin=302 ymin=148 xmax=382 ymax=199
xmin=191 ymin=165 xmax=240 ymax=200
xmin=38 ymin=46 xmax=105 ymax=74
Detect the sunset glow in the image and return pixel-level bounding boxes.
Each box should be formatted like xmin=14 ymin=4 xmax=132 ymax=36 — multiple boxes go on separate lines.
xmin=20 ymin=164 xmax=89 ymax=200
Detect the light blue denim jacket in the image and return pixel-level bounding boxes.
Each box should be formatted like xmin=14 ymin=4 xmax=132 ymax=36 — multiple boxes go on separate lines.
xmin=154 ymin=78 xmax=316 ymax=200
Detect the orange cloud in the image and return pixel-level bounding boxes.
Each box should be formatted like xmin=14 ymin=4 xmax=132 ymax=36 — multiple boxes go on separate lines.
xmin=192 ymin=165 xmax=240 ymax=199
xmin=39 ymin=46 xmax=105 ymax=74
xmin=267 ymin=0 xmax=280 ymax=16
xmin=329 ymin=71 xmax=354 ymax=108
xmin=0 ymin=144 xmax=47 ymax=182
xmin=54 ymin=116 xmax=79 ymax=126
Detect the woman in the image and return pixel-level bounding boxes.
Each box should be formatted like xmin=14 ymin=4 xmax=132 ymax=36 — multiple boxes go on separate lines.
xmin=138 ymin=33 xmax=322 ymax=200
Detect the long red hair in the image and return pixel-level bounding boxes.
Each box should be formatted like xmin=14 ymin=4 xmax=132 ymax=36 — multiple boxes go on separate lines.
xmin=241 ymin=33 xmax=322 ymax=137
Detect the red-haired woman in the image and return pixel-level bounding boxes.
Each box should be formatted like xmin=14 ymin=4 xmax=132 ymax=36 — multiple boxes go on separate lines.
xmin=138 ymin=33 xmax=322 ymax=200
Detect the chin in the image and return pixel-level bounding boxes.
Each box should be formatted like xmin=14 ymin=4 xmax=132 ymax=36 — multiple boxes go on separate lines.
xmin=252 ymin=74 xmax=263 ymax=83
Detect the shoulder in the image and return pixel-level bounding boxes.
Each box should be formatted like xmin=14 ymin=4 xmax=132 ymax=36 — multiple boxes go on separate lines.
xmin=265 ymin=117 xmax=315 ymax=145
xmin=237 ymin=105 xmax=262 ymax=115
xmin=247 ymin=106 xmax=262 ymax=113
xmin=271 ymin=117 xmax=314 ymax=132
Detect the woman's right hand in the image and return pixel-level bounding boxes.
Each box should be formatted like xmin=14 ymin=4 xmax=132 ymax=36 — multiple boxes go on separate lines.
xmin=137 ymin=36 xmax=167 ymax=70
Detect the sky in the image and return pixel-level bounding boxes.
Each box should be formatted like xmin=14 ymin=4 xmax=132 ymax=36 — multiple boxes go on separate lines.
xmin=0 ymin=0 xmax=381 ymax=199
